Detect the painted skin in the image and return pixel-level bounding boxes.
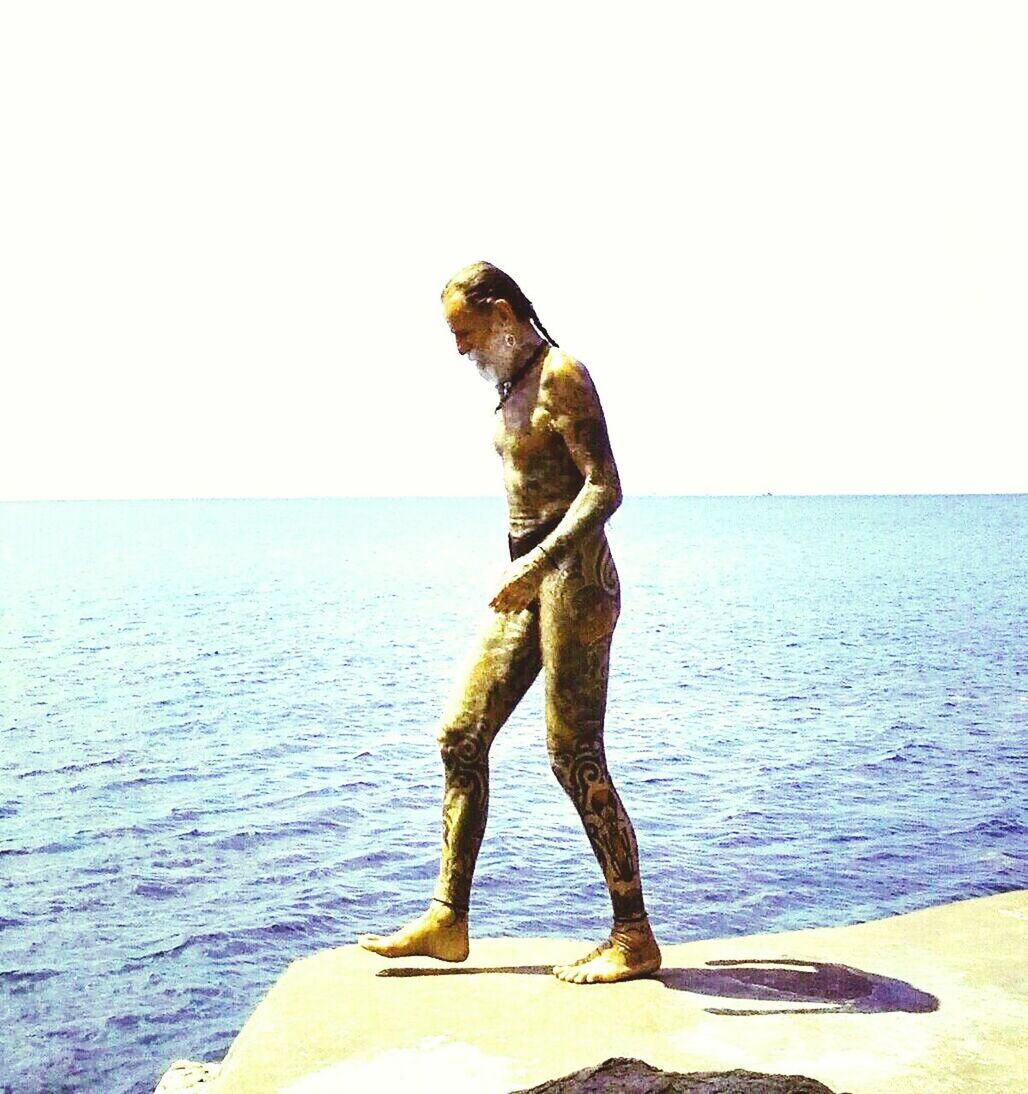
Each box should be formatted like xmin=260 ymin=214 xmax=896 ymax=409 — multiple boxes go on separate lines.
xmin=357 ymin=288 xmax=661 ymax=984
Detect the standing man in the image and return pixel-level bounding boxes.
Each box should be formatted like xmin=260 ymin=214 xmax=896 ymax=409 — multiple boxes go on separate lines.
xmin=358 ymin=262 xmax=660 ymax=983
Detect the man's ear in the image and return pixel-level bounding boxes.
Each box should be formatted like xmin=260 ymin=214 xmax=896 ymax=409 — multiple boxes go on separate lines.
xmin=491 ymin=298 xmax=515 ymax=324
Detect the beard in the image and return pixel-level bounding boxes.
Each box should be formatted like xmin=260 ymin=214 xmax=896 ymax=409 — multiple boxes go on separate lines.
xmin=470 ymin=330 xmax=520 ymax=385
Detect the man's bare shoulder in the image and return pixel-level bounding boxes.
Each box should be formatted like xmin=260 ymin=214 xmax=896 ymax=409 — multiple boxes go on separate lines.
xmin=539 ymin=350 xmax=600 ymax=418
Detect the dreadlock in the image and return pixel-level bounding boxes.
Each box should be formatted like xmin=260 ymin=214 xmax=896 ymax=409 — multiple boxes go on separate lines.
xmin=442 ymin=261 xmax=558 ymax=346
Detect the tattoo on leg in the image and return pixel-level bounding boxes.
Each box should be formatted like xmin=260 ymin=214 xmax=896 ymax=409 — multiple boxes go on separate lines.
xmin=550 ymin=736 xmax=646 ymax=923
xmin=436 ymin=727 xmax=489 ymax=913
xmin=431 ymin=606 xmax=542 ymax=918
xmin=597 ymin=540 xmax=619 ymax=597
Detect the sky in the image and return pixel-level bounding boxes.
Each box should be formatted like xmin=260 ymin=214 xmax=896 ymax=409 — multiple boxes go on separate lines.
xmin=2 ymin=1 xmax=1025 ymax=499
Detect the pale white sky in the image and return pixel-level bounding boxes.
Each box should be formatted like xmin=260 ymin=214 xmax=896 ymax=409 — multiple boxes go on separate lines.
xmin=2 ymin=1 xmax=1025 ymax=499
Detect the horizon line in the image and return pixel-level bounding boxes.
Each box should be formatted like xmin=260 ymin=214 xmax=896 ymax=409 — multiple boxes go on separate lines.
xmin=2 ymin=491 xmax=1025 ymax=504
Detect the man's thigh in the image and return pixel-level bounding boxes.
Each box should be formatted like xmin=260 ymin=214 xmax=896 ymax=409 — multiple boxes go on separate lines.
xmin=540 ymin=556 xmax=619 ymax=744
xmin=438 ymin=606 xmax=542 ymax=741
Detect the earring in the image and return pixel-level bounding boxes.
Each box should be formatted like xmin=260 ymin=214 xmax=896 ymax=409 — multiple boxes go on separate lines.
xmin=504 ymin=332 xmax=516 ymax=348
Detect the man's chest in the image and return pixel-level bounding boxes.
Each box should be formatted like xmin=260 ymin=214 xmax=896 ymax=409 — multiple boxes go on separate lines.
xmin=492 ymin=397 xmax=558 ymax=460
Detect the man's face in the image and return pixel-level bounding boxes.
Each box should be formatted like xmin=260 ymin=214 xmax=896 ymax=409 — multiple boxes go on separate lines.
xmin=442 ymin=289 xmax=513 ymax=382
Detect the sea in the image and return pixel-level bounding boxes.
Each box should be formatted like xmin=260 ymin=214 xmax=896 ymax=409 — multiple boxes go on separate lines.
xmin=1 ymin=496 xmax=1025 ymax=1092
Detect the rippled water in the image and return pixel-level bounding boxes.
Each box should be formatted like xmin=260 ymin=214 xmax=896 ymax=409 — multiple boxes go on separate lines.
xmin=1 ymin=496 xmax=1025 ymax=1092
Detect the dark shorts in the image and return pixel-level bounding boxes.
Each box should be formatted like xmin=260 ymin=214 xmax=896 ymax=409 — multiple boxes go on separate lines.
xmin=508 ymin=516 xmax=563 ymax=561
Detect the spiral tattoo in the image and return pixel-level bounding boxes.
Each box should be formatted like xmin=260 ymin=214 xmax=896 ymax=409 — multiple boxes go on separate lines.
xmin=549 ymin=736 xmax=646 ymax=923
xmin=598 ymin=541 xmax=618 ymax=597
xmin=437 ymin=728 xmax=490 ymax=912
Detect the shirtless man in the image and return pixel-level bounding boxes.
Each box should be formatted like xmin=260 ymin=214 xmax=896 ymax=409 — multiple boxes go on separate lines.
xmin=358 ymin=262 xmax=660 ymax=984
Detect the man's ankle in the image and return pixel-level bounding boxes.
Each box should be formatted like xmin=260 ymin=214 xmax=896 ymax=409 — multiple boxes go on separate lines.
xmin=430 ymin=896 xmax=468 ymax=922
xmin=612 ymin=914 xmax=652 ymax=936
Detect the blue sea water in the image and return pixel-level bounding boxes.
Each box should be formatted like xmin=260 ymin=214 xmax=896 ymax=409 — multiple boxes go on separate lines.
xmin=0 ymin=496 xmax=1025 ymax=1092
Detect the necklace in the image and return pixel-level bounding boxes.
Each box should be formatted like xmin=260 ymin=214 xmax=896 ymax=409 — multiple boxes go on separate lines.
xmin=495 ymin=341 xmax=549 ymax=411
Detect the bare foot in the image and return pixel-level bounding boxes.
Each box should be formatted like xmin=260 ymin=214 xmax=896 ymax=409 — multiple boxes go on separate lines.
xmin=552 ymin=919 xmax=661 ymax=984
xmin=357 ymin=901 xmax=469 ymax=962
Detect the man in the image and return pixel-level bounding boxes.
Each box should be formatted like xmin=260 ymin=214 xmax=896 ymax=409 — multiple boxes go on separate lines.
xmin=358 ymin=262 xmax=660 ymax=983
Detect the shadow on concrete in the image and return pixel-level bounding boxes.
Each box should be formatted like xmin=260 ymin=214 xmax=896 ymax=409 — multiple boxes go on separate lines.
xmin=379 ymin=957 xmax=938 ymax=1016
xmin=654 ymin=958 xmax=939 ymax=1015
xmin=378 ymin=965 xmax=553 ymax=977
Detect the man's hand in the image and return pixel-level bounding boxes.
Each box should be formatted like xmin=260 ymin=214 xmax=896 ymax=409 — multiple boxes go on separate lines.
xmin=490 ymin=554 xmax=547 ymax=613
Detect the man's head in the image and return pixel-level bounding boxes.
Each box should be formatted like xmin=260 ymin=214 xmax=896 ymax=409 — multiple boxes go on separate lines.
xmin=441 ymin=262 xmax=556 ymax=383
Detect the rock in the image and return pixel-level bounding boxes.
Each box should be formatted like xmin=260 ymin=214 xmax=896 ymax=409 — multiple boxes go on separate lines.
xmin=154 ymin=1059 xmax=220 ymax=1092
xmin=513 ymin=1056 xmax=839 ymax=1093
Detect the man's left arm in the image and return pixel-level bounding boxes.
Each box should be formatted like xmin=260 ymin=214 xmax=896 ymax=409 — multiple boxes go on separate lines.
xmin=536 ymin=356 xmax=623 ymax=559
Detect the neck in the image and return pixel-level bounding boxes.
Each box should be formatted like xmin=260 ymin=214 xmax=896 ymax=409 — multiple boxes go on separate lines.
xmin=495 ymin=337 xmax=549 ymax=410
xmin=496 ymin=333 xmax=547 ymax=385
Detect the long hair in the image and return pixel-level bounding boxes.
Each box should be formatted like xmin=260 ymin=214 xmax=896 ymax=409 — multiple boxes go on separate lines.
xmin=443 ymin=262 xmax=558 ymax=346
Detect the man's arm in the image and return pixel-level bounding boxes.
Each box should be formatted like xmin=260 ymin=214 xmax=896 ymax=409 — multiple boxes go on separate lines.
xmin=533 ymin=353 xmax=623 ymax=564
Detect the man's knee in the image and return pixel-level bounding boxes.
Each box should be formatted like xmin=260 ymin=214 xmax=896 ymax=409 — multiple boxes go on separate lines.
xmin=437 ymin=717 xmax=490 ymax=775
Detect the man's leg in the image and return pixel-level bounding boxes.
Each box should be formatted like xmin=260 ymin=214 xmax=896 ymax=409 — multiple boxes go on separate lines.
xmin=540 ymin=539 xmax=661 ymax=983
xmin=358 ymin=605 xmax=541 ymax=960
